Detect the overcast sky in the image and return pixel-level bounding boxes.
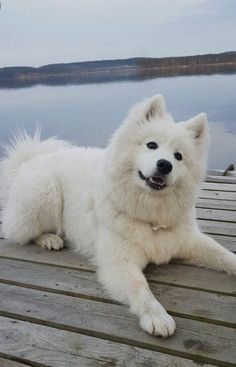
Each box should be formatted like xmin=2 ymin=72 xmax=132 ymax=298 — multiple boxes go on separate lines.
xmin=0 ymin=0 xmax=235 ymax=67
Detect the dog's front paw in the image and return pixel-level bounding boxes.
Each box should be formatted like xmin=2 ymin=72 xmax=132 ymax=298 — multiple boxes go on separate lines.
xmin=140 ymin=307 xmax=176 ymax=338
xmin=36 ymin=234 xmax=64 ymax=251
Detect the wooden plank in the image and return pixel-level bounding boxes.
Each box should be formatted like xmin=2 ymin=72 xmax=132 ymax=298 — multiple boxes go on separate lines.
xmin=0 ymin=250 xmax=236 ymax=295
xmin=0 ymin=236 xmax=235 ymax=275
xmin=205 ymin=175 xmax=236 ymax=184
xmin=207 ymin=169 xmax=236 ymax=177
xmin=202 ymin=182 xmax=236 ymax=192
xmin=198 ymin=219 xmax=236 ymax=236
xmin=178 ymin=233 xmax=236 ymax=253
xmin=0 ymin=235 xmax=235 ymax=274
xmin=197 ymin=207 xmax=236 ymax=222
xmin=199 ymin=190 xmax=236 ymax=201
xmin=146 ymin=263 xmax=236 ymax=296
xmin=0 ymin=284 xmax=235 ymax=366
xmin=208 ymin=234 xmax=236 ymax=252
xmin=0 ymin=240 xmax=93 ymax=271
xmin=0 ymin=258 xmax=235 ymax=327
xmin=150 ymin=284 xmax=236 ymax=326
xmin=196 ymin=198 xmax=236 ymax=210
xmin=0 ymin=359 xmax=29 ymax=367
xmin=0 ymin=257 xmax=101 ymax=297
xmin=0 ymin=316 xmax=215 ymax=367
xmin=0 ymin=225 xmax=3 ymax=239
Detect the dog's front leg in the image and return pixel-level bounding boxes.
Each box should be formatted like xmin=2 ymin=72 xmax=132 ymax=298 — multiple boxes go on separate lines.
xmin=95 ymin=229 xmax=176 ymax=337
xmin=181 ymin=230 xmax=236 ymax=275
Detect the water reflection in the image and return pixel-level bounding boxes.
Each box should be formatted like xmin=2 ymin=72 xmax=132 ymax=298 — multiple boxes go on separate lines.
xmin=0 ymin=73 xmax=235 ymax=169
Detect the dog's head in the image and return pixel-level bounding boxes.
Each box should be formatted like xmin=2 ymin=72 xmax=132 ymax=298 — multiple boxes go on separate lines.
xmin=106 ymin=94 xmax=208 ymax=210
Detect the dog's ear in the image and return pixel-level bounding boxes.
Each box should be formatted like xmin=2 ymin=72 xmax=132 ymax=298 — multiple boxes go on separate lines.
xmin=143 ymin=94 xmax=166 ymax=121
xmin=130 ymin=94 xmax=167 ymax=123
xmin=186 ymin=113 xmax=208 ymax=144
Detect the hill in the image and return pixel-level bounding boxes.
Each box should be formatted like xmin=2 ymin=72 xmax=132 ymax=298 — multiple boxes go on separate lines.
xmin=0 ymin=52 xmax=236 ymax=88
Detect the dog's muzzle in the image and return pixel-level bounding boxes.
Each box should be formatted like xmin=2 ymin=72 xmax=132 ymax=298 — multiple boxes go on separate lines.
xmin=138 ymin=170 xmax=167 ymax=191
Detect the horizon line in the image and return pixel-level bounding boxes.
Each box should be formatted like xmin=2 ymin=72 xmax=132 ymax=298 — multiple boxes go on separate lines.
xmin=1 ymin=50 xmax=236 ymax=70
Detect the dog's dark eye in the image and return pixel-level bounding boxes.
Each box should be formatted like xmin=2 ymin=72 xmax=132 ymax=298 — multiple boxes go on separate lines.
xmin=146 ymin=142 xmax=158 ymax=150
xmin=174 ymin=152 xmax=182 ymax=161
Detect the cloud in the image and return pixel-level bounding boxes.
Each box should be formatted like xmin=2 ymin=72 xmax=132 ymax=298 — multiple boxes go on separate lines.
xmin=0 ymin=0 xmax=235 ymax=67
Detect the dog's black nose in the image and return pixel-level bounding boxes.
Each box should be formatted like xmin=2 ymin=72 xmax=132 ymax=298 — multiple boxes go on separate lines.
xmin=157 ymin=159 xmax=173 ymax=175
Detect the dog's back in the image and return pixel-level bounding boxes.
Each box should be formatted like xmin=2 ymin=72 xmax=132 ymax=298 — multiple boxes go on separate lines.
xmin=0 ymin=130 xmax=71 ymax=208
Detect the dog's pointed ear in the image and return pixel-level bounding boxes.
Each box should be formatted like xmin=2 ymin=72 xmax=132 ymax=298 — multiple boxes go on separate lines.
xmin=143 ymin=94 xmax=166 ymax=121
xmin=186 ymin=113 xmax=208 ymax=144
xmin=129 ymin=94 xmax=167 ymax=124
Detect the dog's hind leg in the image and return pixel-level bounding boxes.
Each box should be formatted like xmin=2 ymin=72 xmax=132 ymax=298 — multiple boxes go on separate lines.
xmin=180 ymin=230 xmax=236 ymax=275
xmin=35 ymin=233 xmax=64 ymax=251
xmin=2 ymin=167 xmax=63 ymax=247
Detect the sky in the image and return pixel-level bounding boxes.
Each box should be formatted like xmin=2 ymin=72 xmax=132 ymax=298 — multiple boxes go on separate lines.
xmin=0 ymin=0 xmax=236 ymax=68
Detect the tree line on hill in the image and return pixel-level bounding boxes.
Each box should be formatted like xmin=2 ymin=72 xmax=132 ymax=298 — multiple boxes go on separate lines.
xmin=0 ymin=52 xmax=235 ymax=88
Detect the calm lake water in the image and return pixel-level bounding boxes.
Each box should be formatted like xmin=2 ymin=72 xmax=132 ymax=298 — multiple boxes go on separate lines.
xmin=0 ymin=73 xmax=235 ymax=169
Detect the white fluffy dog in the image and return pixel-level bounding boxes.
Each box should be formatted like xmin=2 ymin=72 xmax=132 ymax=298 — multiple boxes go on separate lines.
xmin=1 ymin=94 xmax=236 ymax=337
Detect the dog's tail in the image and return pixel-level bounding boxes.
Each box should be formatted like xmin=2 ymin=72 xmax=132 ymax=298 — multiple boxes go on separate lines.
xmin=0 ymin=129 xmax=71 ymax=207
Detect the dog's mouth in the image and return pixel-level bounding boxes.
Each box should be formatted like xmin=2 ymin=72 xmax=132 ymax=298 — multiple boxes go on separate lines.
xmin=138 ymin=170 xmax=167 ymax=191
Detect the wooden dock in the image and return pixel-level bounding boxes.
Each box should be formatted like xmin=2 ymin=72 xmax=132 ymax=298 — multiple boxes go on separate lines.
xmin=0 ymin=169 xmax=235 ymax=367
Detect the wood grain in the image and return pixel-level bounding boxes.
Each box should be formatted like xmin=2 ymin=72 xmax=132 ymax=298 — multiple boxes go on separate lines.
xmin=202 ymin=182 xmax=236 ymax=192
xmin=199 ymin=190 xmax=236 ymax=201
xmin=0 ymin=284 xmax=235 ymax=366
xmin=196 ymin=207 xmax=236 ymax=222
xmin=0 ymin=168 xmax=235 ymax=366
xmin=0 ymin=359 xmax=29 ymax=367
xmin=196 ymin=198 xmax=236 ymax=210
xmin=0 ymin=258 xmax=235 ymax=327
xmin=0 ymin=316 xmax=215 ymax=367
xmin=198 ymin=219 xmax=236 ymax=236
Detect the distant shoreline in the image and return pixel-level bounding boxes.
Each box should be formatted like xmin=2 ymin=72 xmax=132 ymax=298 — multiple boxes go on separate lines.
xmin=1 ymin=51 xmax=236 ymax=88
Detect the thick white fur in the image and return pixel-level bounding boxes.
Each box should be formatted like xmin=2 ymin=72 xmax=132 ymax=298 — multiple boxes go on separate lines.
xmin=1 ymin=94 xmax=236 ymax=337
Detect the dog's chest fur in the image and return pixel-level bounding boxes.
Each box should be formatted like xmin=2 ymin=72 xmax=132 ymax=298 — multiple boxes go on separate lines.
xmin=105 ymin=206 xmax=181 ymax=265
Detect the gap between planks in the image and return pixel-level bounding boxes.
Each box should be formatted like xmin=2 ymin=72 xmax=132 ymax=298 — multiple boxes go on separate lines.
xmin=202 ymin=182 xmax=236 ymax=192
xmin=0 ymin=316 xmax=216 ymax=367
xmin=0 ymin=253 xmax=234 ymax=296
xmin=0 ymin=284 xmax=236 ymax=367
xmin=0 ymin=258 xmax=235 ymax=328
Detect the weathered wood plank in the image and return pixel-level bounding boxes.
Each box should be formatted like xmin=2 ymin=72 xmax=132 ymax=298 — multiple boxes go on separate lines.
xmin=0 ymin=359 xmax=29 ymax=367
xmin=146 ymin=263 xmax=236 ymax=296
xmin=0 ymin=316 xmax=215 ymax=367
xmin=209 ymin=234 xmax=236 ymax=252
xmin=0 ymin=284 xmax=235 ymax=366
xmin=205 ymin=175 xmax=236 ymax=184
xmin=207 ymin=168 xmax=236 ymax=175
xmin=152 ymin=283 xmax=236 ymax=326
xmin=0 ymin=258 xmax=235 ymax=326
xmin=199 ymin=190 xmax=236 ymax=201
xmin=196 ymin=207 xmax=236 ymax=222
xmin=0 ymin=235 xmax=235 ymax=275
xmin=0 ymin=226 xmax=3 ymax=239
xmin=196 ymin=198 xmax=236 ymax=210
xmin=1 ymin=250 xmax=236 ymax=295
xmin=198 ymin=219 xmax=236 ymax=236
xmin=202 ymin=182 xmax=236 ymax=192
xmin=0 ymin=240 xmax=93 ymax=271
